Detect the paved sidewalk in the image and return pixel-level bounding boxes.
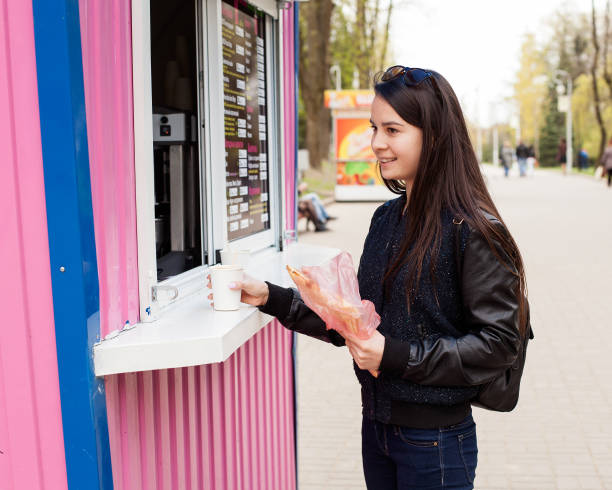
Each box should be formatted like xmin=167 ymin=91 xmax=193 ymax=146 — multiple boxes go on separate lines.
xmin=296 ymin=167 xmax=612 ymax=489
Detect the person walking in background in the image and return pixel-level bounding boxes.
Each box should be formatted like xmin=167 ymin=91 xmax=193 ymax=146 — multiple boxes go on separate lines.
xmin=210 ymin=65 xmax=531 ymax=489
xmin=516 ymin=140 xmax=529 ymax=177
xmin=500 ymin=140 xmax=514 ymax=177
xmin=578 ymin=148 xmax=589 ymax=171
xmin=600 ymin=138 xmax=612 ymax=187
xmin=557 ymin=138 xmax=567 ymax=173
xmin=527 ymin=144 xmax=536 ymax=176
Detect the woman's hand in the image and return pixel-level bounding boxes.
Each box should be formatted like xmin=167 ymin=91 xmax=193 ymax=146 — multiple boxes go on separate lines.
xmin=206 ymin=273 xmax=269 ymax=307
xmin=345 ymin=330 xmax=386 ymax=373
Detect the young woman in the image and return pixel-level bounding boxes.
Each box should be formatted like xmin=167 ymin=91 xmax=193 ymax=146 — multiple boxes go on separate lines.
xmin=208 ymin=66 xmax=529 ymax=489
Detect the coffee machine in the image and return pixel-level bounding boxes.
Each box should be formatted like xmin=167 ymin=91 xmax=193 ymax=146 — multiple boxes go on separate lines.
xmin=152 ymin=107 xmax=201 ymax=280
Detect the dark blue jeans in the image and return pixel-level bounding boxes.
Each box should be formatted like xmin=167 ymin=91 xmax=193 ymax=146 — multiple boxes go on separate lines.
xmin=361 ymin=414 xmax=478 ymax=489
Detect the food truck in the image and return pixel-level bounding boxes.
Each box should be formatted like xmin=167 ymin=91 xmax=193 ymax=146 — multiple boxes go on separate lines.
xmin=2 ymin=0 xmax=337 ymax=488
xmin=324 ymin=89 xmax=395 ymax=201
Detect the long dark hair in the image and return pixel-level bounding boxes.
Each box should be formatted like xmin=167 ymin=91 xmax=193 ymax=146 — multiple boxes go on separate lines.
xmin=374 ymin=70 xmax=529 ymax=336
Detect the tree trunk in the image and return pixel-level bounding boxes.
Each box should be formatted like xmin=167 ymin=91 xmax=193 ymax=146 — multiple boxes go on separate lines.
xmin=298 ymin=0 xmax=334 ymax=169
xmin=591 ymin=0 xmax=607 ymax=159
xmin=355 ymin=0 xmax=369 ymax=88
xmin=602 ymin=0 xmax=612 ymax=98
xmin=378 ymin=0 xmax=393 ymax=74
xmin=367 ymin=0 xmax=381 ymax=77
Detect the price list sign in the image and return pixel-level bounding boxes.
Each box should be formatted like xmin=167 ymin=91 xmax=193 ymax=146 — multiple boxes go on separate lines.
xmin=222 ymin=0 xmax=270 ymax=242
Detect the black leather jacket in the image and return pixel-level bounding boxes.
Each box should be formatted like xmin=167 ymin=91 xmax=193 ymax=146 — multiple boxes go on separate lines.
xmin=259 ymin=209 xmax=522 ymax=428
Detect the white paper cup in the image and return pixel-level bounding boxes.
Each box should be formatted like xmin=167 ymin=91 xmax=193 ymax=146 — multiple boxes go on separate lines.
xmin=220 ymin=249 xmax=250 ymax=267
xmin=210 ymin=265 xmax=244 ymax=311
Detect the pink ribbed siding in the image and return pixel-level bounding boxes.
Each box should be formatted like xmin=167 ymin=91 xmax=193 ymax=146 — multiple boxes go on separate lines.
xmin=0 ymin=0 xmax=68 ymax=488
xmin=79 ymin=0 xmax=140 ymax=339
xmin=104 ymin=324 xmax=295 ymax=490
xmin=79 ymin=1 xmax=298 ymax=489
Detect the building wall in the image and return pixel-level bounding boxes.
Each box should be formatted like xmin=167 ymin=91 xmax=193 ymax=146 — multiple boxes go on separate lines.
xmin=79 ymin=1 xmax=298 ymax=488
xmin=0 ymin=0 xmax=68 ymax=488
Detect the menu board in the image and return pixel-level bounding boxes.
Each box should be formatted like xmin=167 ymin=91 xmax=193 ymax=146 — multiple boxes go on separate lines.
xmin=221 ymin=0 xmax=270 ymax=242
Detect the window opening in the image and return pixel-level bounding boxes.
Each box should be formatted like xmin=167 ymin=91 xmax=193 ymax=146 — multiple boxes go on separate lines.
xmin=150 ymin=0 xmax=203 ymax=281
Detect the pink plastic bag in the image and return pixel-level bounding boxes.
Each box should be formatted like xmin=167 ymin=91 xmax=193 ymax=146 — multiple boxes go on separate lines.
xmin=286 ymin=251 xmax=380 ymax=342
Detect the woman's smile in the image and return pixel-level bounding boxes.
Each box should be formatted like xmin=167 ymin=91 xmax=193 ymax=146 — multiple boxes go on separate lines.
xmin=370 ymin=95 xmax=423 ymax=185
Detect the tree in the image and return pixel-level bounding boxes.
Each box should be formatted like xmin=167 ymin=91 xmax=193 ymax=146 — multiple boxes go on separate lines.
xmin=539 ymin=83 xmax=565 ymax=166
xmin=298 ymin=0 xmax=335 ymax=169
xmin=519 ymin=1 xmax=612 ymax=165
xmin=513 ymin=34 xmax=548 ymax=151
xmin=330 ymin=2 xmax=358 ymax=89
xmin=543 ymin=7 xmax=590 ymax=80
xmin=590 ymin=0 xmax=607 ymax=159
xmin=330 ymin=0 xmax=396 ymax=89
xmin=572 ymin=73 xmax=612 ymax=161
xmin=530 ymin=5 xmax=592 ymax=163
xmin=298 ymin=0 xmax=396 ymax=168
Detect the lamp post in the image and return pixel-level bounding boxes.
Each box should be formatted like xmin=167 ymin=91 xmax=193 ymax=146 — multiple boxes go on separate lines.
xmin=554 ymin=69 xmax=573 ymax=173
xmin=329 ymin=64 xmax=341 ymax=91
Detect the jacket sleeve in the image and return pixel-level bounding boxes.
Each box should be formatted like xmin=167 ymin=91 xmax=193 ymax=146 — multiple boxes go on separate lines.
xmin=258 ymin=282 xmax=346 ymax=346
xmin=379 ymin=222 xmax=522 ymax=386
xmin=258 ymin=204 xmax=391 ymax=346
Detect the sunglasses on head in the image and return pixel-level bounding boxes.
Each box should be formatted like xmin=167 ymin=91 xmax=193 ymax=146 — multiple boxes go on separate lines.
xmin=381 ymin=65 xmax=434 ymax=86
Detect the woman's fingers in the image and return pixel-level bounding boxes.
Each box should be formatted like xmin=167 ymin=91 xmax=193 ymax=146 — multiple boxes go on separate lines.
xmin=206 ymin=273 xmax=269 ymax=307
xmin=346 ymin=342 xmax=359 ymax=362
xmin=346 ymin=340 xmax=365 ymax=367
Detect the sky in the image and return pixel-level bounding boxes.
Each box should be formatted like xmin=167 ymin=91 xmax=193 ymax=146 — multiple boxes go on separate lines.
xmin=389 ymin=0 xmax=605 ymax=126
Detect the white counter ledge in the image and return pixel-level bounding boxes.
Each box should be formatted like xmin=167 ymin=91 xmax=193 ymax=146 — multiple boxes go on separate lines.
xmin=93 ymin=243 xmax=341 ymax=376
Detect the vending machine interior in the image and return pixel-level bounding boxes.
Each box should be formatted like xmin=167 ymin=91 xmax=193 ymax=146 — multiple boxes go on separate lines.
xmin=153 ymin=107 xmax=202 ymax=281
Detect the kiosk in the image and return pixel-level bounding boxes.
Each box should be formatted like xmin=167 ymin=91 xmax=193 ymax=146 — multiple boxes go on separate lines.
xmin=2 ymin=0 xmax=336 ymax=488
xmin=325 ymin=89 xmax=395 ymax=201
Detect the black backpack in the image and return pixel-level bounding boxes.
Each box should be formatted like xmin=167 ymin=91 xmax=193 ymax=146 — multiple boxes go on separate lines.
xmin=454 ymin=220 xmax=534 ymax=412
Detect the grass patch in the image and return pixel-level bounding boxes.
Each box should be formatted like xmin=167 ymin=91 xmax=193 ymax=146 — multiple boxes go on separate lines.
xmin=301 ymin=158 xmax=336 ymax=198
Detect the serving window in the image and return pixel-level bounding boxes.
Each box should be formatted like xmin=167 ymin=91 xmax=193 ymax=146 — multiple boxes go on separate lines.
xmin=132 ymin=0 xmax=281 ymax=321
xmin=150 ymin=0 xmax=202 ymax=281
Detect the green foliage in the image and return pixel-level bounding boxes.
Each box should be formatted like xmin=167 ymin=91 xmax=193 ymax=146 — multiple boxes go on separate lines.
xmin=573 ymin=73 xmax=612 ymax=160
xmin=514 ymin=6 xmax=597 ymax=164
xmin=482 ymin=132 xmax=493 ymax=163
xmin=329 ymin=0 xmax=393 ymax=89
xmin=330 ymin=3 xmax=358 ymax=89
xmin=514 ymin=34 xmax=548 ymax=145
xmin=497 ymin=123 xmax=517 ymax=147
xmin=538 ymin=83 xmax=565 ymax=166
